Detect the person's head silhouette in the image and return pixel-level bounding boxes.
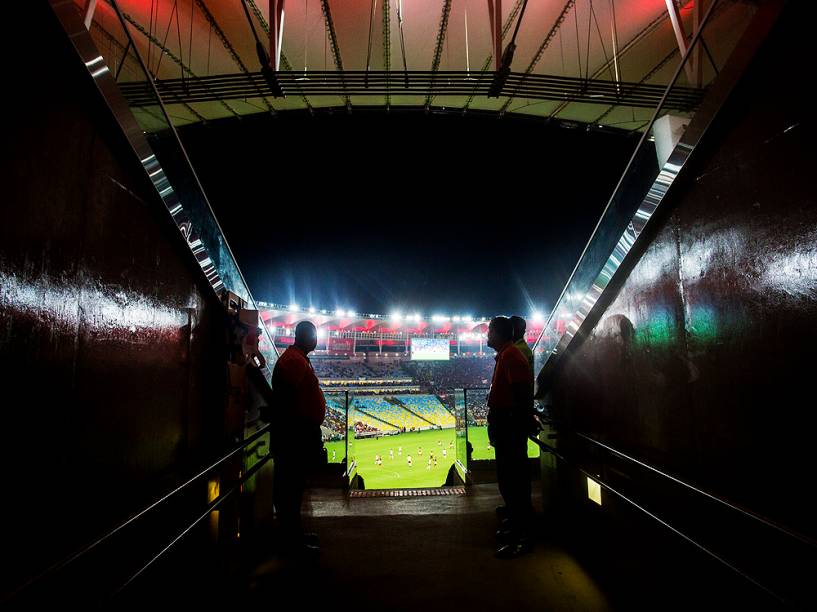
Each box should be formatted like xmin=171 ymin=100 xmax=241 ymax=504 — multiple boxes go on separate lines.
xmin=487 ymin=316 xmax=513 ymax=351
xmin=510 ymin=315 xmax=526 ymax=342
xmin=294 ymin=320 xmax=318 ymax=354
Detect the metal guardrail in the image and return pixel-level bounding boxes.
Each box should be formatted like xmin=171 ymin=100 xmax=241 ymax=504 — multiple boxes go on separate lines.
xmin=6 ymin=423 xmax=271 ymax=602
xmin=527 ymin=430 xmax=789 ymax=605
xmin=112 ymin=445 xmax=272 ymax=596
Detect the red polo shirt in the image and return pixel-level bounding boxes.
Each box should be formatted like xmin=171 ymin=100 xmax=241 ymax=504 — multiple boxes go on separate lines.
xmin=487 ymin=341 xmax=532 ymax=421
xmin=272 ymin=345 xmax=326 ymax=427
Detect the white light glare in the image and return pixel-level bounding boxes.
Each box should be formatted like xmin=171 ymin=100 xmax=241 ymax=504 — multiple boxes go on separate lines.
xmin=309 ymin=307 xmax=316 ymax=313
xmin=532 ymin=311 xmax=544 ymax=323
xmin=391 ymin=311 xmax=403 ymax=321
xmin=453 ymin=316 xmax=461 ymax=322
xmin=289 ymin=303 xmax=300 ymax=312
xmin=346 ymin=310 xmax=356 ymax=318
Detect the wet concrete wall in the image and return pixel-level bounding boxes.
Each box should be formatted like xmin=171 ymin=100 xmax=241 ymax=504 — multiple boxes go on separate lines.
xmin=1 ymin=4 xmax=228 ymax=596
xmin=547 ymin=4 xmax=816 ymax=602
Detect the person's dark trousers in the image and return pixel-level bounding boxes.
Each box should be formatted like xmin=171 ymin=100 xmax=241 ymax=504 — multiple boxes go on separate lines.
xmin=489 ymin=423 xmax=533 ymax=536
xmin=271 ymin=422 xmax=321 ymax=548
xmin=272 ymin=446 xmax=307 ymax=546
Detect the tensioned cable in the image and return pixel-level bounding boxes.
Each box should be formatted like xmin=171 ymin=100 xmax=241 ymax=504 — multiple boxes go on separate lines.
xmin=175 ymin=0 xmax=184 ymax=86
xmin=574 ymin=2 xmax=582 ymax=81
xmin=120 ymin=12 xmax=235 ymax=119
xmin=397 ymin=0 xmax=408 ymax=84
xmin=154 ymin=0 xmax=177 ymax=75
xmin=590 ymin=0 xmax=615 ymax=82
xmin=366 ymin=0 xmax=377 ymax=74
xmin=585 ymin=0 xmax=593 ymax=82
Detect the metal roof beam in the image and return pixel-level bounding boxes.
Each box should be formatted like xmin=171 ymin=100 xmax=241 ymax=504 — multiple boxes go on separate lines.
xmin=425 ymin=0 xmax=453 ymax=108
xmin=320 ymin=0 xmax=351 ymax=110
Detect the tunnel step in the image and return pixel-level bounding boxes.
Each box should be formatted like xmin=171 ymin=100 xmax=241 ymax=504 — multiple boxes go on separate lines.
xmin=349 ymin=487 xmax=466 ymax=498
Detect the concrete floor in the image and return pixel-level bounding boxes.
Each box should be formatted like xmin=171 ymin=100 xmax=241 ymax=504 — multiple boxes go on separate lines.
xmin=243 ymin=484 xmax=613 ymax=611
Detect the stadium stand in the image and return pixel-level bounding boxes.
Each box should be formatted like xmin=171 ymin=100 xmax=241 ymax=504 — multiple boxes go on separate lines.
xmin=403 ymin=357 xmax=494 ymax=393
xmin=322 ymin=397 xmax=347 ymax=440
xmin=352 ymin=397 xmax=428 ymax=431
xmin=362 ymin=361 xmax=411 ymax=379
xmin=313 ymin=358 xmax=367 ymax=380
xmin=313 ymin=356 xmax=496 ymax=436
xmin=392 ymin=395 xmax=455 ymax=428
xmin=350 ymin=405 xmax=399 ymax=433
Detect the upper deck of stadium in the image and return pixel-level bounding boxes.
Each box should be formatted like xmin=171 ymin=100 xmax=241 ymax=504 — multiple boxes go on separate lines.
xmin=257 ymin=301 xmax=549 ymax=353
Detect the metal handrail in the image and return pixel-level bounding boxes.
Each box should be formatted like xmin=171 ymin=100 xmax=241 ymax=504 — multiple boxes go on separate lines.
xmin=539 ymin=416 xmax=817 ymax=549
xmin=112 ymin=451 xmax=272 ymax=597
xmin=461 ymin=385 xmax=815 ymax=549
xmin=527 ymin=434 xmax=788 ymax=605
xmin=7 ymin=423 xmax=270 ymax=601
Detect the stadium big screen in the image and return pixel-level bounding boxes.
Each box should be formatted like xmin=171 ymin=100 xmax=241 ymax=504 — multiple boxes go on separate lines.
xmin=410 ymin=338 xmax=450 ymax=361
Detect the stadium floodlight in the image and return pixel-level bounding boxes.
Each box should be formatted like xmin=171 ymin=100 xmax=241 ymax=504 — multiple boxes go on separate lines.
xmin=464 ymin=315 xmax=473 ymax=322
xmin=453 ymin=316 xmax=461 ymax=322
xmin=391 ymin=311 xmax=403 ymax=321
xmin=289 ymin=303 xmax=300 ymax=312
xmin=346 ymin=310 xmax=356 ymax=318
xmin=413 ymin=313 xmax=422 ymax=322
xmin=309 ymin=307 xmax=316 ymax=314
xmin=335 ymin=309 xmax=344 ymax=317
xmin=532 ymin=311 xmax=544 ymax=323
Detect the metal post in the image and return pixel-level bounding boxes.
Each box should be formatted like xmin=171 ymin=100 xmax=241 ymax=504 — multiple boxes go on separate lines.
xmin=83 ymin=0 xmax=97 ymax=30
xmin=665 ymin=0 xmax=695 ymax=82
xmin=269 ymin=0 xmax=285 ymax=71
xmin=692 ymin=0 xmax=705 ymax=87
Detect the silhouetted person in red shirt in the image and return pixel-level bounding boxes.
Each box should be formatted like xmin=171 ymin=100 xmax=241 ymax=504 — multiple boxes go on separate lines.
xmin=270 ymin=320 xmax=326 ymax=556
xmin=486 ymin=316 xmax=535 ymax=558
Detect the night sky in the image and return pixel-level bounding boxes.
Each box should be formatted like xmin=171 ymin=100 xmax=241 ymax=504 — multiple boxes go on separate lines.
xmin=178 ymin=109 xmax=639 ymax=317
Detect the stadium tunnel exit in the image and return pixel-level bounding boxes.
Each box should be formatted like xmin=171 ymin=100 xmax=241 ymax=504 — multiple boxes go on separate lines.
xmin=3 ymin=0 xmax=815 ymax=608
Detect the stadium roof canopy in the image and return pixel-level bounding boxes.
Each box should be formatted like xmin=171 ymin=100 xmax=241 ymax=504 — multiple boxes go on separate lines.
xmin=85 ymin=0 xmax=757 ymax=132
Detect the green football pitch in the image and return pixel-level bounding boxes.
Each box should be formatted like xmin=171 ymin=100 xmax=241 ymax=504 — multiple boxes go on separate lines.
xmin=324 ymin=426 xmax=539 ymax=489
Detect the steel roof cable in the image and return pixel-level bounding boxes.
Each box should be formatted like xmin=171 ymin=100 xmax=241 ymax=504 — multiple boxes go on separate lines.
xmin=154 ymin=0 xmax=177 ymax=75
xmin=397 ymin=0 xmax=408 ymax=86
xmin=175 ymin=0 xmax=185 ymax=93
xmin=302 ymin=0 xmax=310 ymax=79
xmin=383 ymin=0 xmax=391 ymax=108
xmin=585 ymin=0 xmax=593 ymax=82
xmin=147 ymin=0 xmax=155 ymax=75
xmin=366 ymin=0 xmax=377 ymax=87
